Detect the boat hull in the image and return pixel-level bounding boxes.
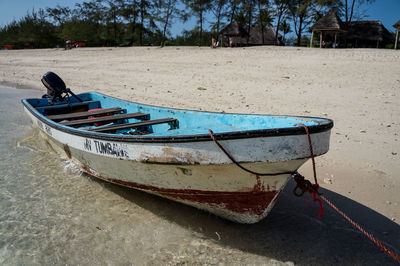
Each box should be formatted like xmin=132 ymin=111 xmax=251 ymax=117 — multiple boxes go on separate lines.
xmin=23 ymin=105 xmax=331 ymax=223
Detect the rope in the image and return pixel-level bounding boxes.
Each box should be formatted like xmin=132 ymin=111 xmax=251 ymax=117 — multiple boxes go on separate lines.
xmin=208 ymin=129 xmax=294 ymax=176
xmin=208 ymin=125 xmax=400 ymax=263
xmin=293 ymin=123 xmax=399 ymax=263
xmin=320 ymin=194 xmax=400 ymax=263
xmin=291 ymin=123 xmax=323 ymax=217
xmin=293 ymin=123 xmax=317 ymax=184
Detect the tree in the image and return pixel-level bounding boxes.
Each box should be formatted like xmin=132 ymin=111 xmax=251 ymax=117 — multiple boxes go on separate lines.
xmin=288 ymin=0 xmax=342 ymax=46
xmin=226 ymin=0 xmax=241 ymax=23
xmin=342 ymin=0 xmax=375 ymax=26
xmin=256 ymin=0 xmax=271 ymax=45
xmin=74 ymin=0 xmax=106 ymax=45
xmin=46 ymin=5 xmax=71 ymax=26
xmin=279 ymin=19 xmax=291 ymax=43
xmin=0 ymin=0 xmax=168 ymax=48
xmin=119 ymin=0 xmax=139 ymax=44
xmin=183 ymin=0 xmax=213 ymax=46
xmin=102 ymin=0 xmax=125 ymax=46
xmin=288 ymin=0 xmax=314 ymax=46
xmin=241 ymin=0 xmax=257 ymax=44
xmin=210 ymin=0 xmax=228 ymax=37
xmin=272 ymin=0 xmax=289 ymax=45
xmin=154 ymin=0 xmax=182 ymax=47
xmin=0 ymin=9 xmax=58 ymax=48
xmin=75 ymin=1 xmax=105 ymax=24
xmin=138 ymin=0 xmax=153 ymax=45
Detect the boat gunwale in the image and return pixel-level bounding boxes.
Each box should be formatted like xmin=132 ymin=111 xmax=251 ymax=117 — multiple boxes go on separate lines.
xmin=21 ymin=92 xmax=334 ymax=143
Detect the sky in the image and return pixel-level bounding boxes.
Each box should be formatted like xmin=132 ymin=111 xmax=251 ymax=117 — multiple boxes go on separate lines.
xmin=0 ymin=0 xmax=399 ymax=37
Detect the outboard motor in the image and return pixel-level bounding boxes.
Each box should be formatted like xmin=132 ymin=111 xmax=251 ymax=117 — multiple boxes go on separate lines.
xmin=41 ymin=71 xmax=82 ymax=104
xmin=41 ymin=72 xmax=66 ymax=103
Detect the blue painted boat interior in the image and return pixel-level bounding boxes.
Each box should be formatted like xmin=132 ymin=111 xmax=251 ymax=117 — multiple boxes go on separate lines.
xmin=26 ymin=92 xmax=330 ymax=136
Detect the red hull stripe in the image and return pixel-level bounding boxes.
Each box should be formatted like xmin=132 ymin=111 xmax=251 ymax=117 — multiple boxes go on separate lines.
xmin=81 ymin=165 xmax=278 ymax=215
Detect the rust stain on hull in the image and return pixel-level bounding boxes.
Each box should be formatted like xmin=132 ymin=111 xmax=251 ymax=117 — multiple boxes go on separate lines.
xmin=80 ymin=164 xmax=278 ymax=216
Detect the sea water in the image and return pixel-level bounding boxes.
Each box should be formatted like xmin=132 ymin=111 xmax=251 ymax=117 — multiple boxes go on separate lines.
xmin=0 ymin=85 xmax=397 ymax=265
xmin=0 ymin=85 xmax=284 ymax=265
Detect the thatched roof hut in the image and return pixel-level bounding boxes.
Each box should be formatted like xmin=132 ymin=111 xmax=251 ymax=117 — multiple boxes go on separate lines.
xmin=219 ymin=22 xmax=282 ymax=47
xmin=310 ymin=10 xmax=346 ymax=48
xmin=394 ymin=20 xmax=400 ymax=49
xmin=247 ymin=27 xmax=283 ymax=45
xmin=311 ymin=10 xmax=345 ymax=32
xmin=345 ymin=20 xmax=394 ymax=48
xmin=393 ymin=20 xmax=400 ymax=29
xmin=311 ymin=10 xmax=395 ymax=48
xmin=219 ymin=21 xmax=249 ymax=47
xmin=220 ymin=21 xmax=248 ymax=37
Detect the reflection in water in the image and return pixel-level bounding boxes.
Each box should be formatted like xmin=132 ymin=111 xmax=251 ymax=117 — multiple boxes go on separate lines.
xmin=0 ymin=86 xmax=398 ymax=265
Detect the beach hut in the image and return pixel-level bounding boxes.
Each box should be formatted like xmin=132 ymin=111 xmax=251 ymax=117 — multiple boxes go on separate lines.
xmin=247 ymin=27 xmax=283 ymax=46
xmin=394 ymin=20 xmax=400 ymax=49
xmin=310 ymin=10 xmax=346 ymax=48
xmin=345 ymin=21 xmax=394 ymax=48
xmin=219 ymin=21 xmax=249 ymax=47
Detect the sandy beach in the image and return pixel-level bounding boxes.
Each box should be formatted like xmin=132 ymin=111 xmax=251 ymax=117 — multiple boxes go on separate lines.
xmin=1 ymin=46 xmax=399 ymax=264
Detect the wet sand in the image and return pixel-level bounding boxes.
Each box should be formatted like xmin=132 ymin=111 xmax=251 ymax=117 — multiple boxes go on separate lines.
xmin=0 ymin=46 xmax=399 ymax=264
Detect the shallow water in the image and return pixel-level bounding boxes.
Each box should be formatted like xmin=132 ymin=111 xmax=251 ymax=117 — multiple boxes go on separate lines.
xmin=1 ymin=85 xmax=398 ymax=265
xmin=0 ymin=86 xmax=282 ymax=265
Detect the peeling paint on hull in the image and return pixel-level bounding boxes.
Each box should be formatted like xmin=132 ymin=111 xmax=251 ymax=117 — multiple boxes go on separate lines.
xmin=80 ymin=163 xmax=282 ymax=223
xmin=22 ymin=102 xmax=332 ymax=223
xmin=77 ymin=162 xmax=284 ymax=223
xmin=46 ymin=135 xmax=295 ymax=223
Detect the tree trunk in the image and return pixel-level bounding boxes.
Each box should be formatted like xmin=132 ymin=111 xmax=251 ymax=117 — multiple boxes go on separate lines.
xmin=161 ymin=2 xmax=171 ymax=47
xmin=161 ymin=16 xmax=169 ymax=47
xmin=246 ymin=3 xmax=253 ymax=45
xmin=258 ymin=0 xmax=265 ymax=45
xmin=230 ymin=1 xmax=237 ymax=23
xmin=349 ymin=0 xmax=356 ymax=23
xmin=113 ymin=10 xmax=117 ymax=46
xmin=131 ymin=21 xmax=136 ymax=44
xmin=199 ymin=10 xmax=203 ymax=46
xmin=139 ymin=1 xmax=144 ymax=46
xmin=275 ymin=10 xmax=282 ymax=46
xmin=216 ymin=5 xmax=222 ymax=37
xmin=296 ymin=16 xmax=303 ymax=46
xmin=131 ymin=0 xmax=137 ymax=44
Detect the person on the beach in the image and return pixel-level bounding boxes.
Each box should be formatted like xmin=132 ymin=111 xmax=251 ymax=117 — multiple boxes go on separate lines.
xmin=65 ymin=40 xmax=72 ymax=50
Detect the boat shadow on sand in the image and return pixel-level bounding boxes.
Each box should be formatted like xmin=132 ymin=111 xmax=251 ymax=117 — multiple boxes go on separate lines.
xmin=93 ymin=175 xmax=400 ymax=265
xmin=11 ymin=86 xmax=398 ymax=264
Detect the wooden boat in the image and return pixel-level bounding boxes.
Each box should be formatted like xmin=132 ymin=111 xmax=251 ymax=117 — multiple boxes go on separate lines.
xmin=21 ymin=72 xmax=333 ymax=223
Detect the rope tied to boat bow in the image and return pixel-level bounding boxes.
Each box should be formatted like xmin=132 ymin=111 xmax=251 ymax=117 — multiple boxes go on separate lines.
xmin=208 ymin=129 xmax=295 ymax=176
xmin=208 ymin=127 xmax=323 ymax=216
xmin=208 ymin=126 xmax=400 ymax=263
xmin=292 ymin=123 xmax=323 ymax=217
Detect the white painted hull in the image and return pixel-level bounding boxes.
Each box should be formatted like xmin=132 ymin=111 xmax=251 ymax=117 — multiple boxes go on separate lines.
xmin=24 ymin=106 xmax=331 ymax=223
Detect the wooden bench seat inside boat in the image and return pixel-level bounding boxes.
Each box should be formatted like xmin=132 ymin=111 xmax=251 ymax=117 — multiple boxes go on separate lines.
xmin=89 ymin=118 xmax=178 ymax=133
xmin=46 ymin=107 xmax=124 ymax=122
xmin=39 ymin=101 xmax=101 ymax=116
xmin=60 ymin=112 xmax=150 ymax=126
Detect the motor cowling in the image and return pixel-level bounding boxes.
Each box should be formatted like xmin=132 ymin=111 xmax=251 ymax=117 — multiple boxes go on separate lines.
xmin=41 ymin=71 xmax=67 ymax=103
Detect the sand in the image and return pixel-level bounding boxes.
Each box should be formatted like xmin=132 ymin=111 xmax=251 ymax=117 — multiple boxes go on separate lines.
xmin=0 ymin=46 xmax=399 ymax=262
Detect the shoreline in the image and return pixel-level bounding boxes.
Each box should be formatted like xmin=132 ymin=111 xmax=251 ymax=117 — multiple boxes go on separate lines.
xmin=1 ymin=46 xmax=399 ymax=224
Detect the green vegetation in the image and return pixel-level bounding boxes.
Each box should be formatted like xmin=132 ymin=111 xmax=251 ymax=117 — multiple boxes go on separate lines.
xmin=0 ymin=0 xmax=376 ymax=49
